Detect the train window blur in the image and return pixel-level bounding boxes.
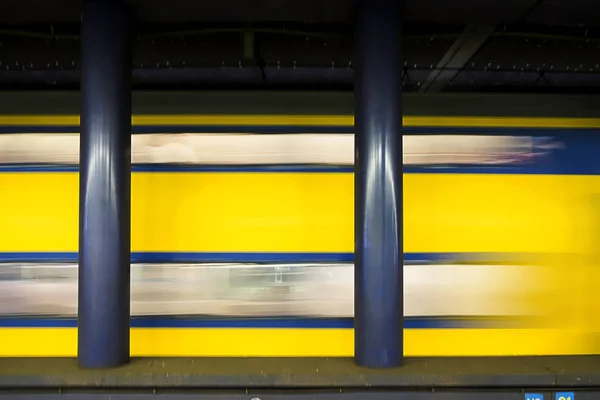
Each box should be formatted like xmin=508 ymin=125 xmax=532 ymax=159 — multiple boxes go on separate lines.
xmin=0 ymin=132 xmax=561 ymax=167
xmin=0 ymin=131 xmax=567 ymax=324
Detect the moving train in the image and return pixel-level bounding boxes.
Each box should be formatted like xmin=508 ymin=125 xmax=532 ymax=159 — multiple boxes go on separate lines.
xmin=1 ymin=91 xmax=600 ymax=357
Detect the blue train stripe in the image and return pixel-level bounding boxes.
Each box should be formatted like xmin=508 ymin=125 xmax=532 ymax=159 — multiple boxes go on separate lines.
xmin=0 ymin=316 xmax=521 ymax=329
xmin=0 ymin=164 xmax=355 ymax=173
xmin=0 ymin=252 xmax=512 ymax=264
xmin=0 ymin=252 xmax=353 ymax=263
xmin=1 ymin=164 xmax=597 ymax=175
xmin=0 ymin=124 xmax=598 ymax=134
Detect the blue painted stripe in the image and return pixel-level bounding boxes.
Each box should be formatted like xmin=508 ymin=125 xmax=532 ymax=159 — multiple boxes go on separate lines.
xmin=131 ymin=252 xmax=358 ymax=263
xmin=404 ymin=127 xmax=600 ymax=135
xmin=0 ymin=126 xmax=79 ymax=134
xmin=132 ymin=125 xmax=356 ymax=134
xmin=0 ymin=252 xmax=355 ymax=263
xmin=0 ymin=252 xmax=77 ymax=263
xmin=1 ymin=163 xmax=599 ymax=175
xmin=0 ymin=125 xmax=598 ymax=135
xmin=0 ymin=252 xmax=516 ymax=264
xmin=134 ymin=165 xmax=353 ymax=173
xmin=0 ymin=164 xmax=355 ymax=173
xmin=0 ymin=165 xmax=79 ymax=173
xmin=0 ymin=316 xmax=520 ymax=329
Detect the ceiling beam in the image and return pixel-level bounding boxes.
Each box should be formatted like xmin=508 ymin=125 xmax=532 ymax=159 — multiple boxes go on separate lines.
xmin=419 ymin=24 xmax=495 ymax=92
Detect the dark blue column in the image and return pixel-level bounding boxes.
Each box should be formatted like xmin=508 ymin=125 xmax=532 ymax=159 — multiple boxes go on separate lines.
xmin=78 ymin=0 xmax=132 ymax=368
xmin=354 ymin=0 xmax=403 ymax=368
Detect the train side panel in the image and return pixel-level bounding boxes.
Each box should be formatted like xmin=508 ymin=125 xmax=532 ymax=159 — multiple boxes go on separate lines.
xmin=0 ymin=172 xmax=589 ymax=256
xmin=1 ymin=115 xmax=600 ymax=357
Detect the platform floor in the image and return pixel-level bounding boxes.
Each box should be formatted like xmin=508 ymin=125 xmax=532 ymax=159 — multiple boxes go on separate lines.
xmin=0 ymin=355 xmax=599 ymax=391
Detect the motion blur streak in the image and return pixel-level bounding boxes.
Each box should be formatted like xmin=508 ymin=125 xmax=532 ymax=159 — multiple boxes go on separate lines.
xmin=1 ymin=117 xmax=600 ymax=356
xmin=0 ymin=263 xmax=539 ymax=317
xmin=0 ymin=133 xmax=531 ymax=166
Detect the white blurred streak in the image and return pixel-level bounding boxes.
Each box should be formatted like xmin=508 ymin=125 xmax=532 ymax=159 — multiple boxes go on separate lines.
xmin=0 ymin=133 xmax=535 ymax=166
xmin=0 ymin=262 xmax=540 ymax=318
xmin=0 ymin=134 xmax=80 ymax=164
xmin=0 ymin=133 xmax=354 ymax=165
xmin=404 ymin=135 xmax=533 ymax=165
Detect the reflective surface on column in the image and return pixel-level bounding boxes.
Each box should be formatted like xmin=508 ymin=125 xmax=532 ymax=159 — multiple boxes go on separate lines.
xmin=78 ymin=0 xmax=132 ymax=368
xmin=354 ymin=0 xmax=403 ymax=368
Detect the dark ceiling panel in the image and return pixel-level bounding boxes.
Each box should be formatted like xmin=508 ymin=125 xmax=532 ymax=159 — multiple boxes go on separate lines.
xmin=0 ymin=0 xmax=599 ymax=92
xmin=129 ymin=0 xmax=354 ymax=23
xmin=0 ymin=36 xmax=79 ymax=71
xmin=469 ymin=34 xmax=600 ymax=74
xmin=1 ymin=0 xmax=599 ymax=24
xmin=404 ymin=0 xmax=538 ymax=24
xmin=133 ymin=34 xmax=243 ymax=68
xmin=258 ymin=32 xmax=353 ymax=68
xmin=420 ymin=25 xmax=496 ymax=92
xmin=0 ymin=0 xmax=355 ymax=24
xmin=0 ymin=25 xmax=458 ymax=70
xmin=526 ymin=0 xmax=600 ymax=25
xmin=0 ymin=0 xmax=81 ymax=24
xmin=403 ymin=36 xmax=457 ymax=69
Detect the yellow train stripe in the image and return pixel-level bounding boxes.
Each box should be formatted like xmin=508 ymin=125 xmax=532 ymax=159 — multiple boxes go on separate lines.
xmin=405 ymin=116 xmax=600 ymax=128
xmin=0 ymin=115 xmax=80 ymax=126
xmin=1 ymin=115 xmax=600 ymax=128
xmin=0 ymin=172 xmax=594 ymax=254
xmin=1 ymin=328 xmax=597 ymax=357
xmin=0 ymin=172 xmax=354 ymax=253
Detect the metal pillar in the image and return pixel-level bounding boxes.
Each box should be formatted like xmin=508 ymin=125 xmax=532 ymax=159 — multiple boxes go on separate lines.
xmin=354 ymin=0 xmax=403 ymax=368
xmin=78 ymin=0 xmax=132 ymax=368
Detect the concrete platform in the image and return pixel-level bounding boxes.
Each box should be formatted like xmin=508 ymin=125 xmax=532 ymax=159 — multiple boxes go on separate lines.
xmin=0 ymin=356 xmax=597 ymax=398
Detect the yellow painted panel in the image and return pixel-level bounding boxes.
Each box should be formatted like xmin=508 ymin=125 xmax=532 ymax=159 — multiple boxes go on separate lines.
xmin=131 ymin=172 xmax=353 ymax=253
xmin=1 ymin=172 xmax=599 ymax=254
xmin=131 ymin=328 xmax=353 ymax=357
xmin=0 ymin=172 xmax=79 ymax=252
xmin=0 ymin=172 xmax=354 ymax=253
xmin=0 ymin=328 xmax=77 ymax=357
xmin=404 ymin=174 xmax=600 ymax=254
xmin=1 ymin=328 xmax=599 ymax=357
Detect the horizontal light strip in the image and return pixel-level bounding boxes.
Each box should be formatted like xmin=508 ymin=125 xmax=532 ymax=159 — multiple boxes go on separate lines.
xmin=0 ymin=133 xmax=546 ymax=166
xmin=0 ymin=133 xmax=353 ymax=165
xmin=0 ymin=262 xmax=535 ymax=319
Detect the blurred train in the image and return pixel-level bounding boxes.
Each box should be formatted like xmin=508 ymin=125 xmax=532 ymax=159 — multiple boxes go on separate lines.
xmin=1 ymin=91 xmax=600 ymax=357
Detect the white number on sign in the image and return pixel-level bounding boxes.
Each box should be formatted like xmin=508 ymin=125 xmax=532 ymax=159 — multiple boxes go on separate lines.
xmin=556 ymin=392 xmax=575 ymax=400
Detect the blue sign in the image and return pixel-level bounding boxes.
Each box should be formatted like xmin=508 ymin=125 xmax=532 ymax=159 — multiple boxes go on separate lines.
xmin=556 ymin=392 xmax=575 ymax=400
xmin=525 ymin=394 xmax=543 ymax=400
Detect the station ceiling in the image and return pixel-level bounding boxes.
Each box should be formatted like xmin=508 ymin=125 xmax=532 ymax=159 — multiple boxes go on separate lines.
xmin=2 ymin=0 xmax=599 ymax=25
xmin=1 ymin=0 xmax=599 ymax=92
